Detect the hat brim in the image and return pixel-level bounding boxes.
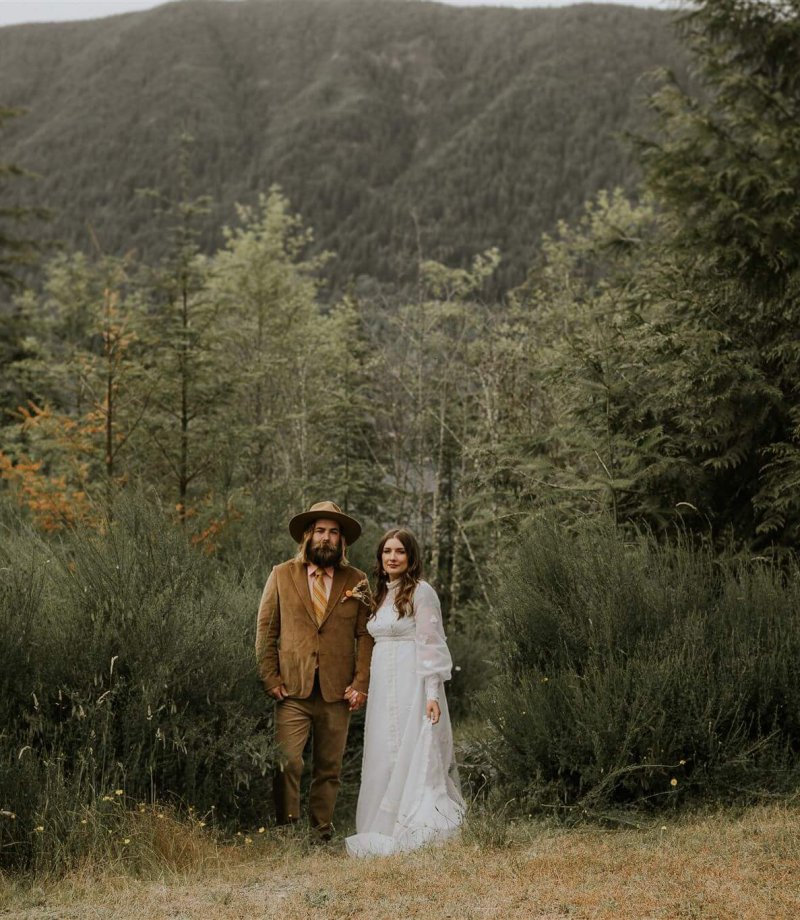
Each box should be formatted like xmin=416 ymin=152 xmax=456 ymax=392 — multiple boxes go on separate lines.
xmin=289 ymin=510 xmax=362 ymax=545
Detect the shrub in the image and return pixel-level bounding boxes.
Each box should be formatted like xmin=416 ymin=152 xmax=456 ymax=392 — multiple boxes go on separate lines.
xmin=483 ymin=515 xmax=800 ymax=813
xmin=0 ymin=494 xmax=276 ymax=871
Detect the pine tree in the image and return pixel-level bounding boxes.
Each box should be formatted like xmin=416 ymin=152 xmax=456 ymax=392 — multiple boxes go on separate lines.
xmin=633 ymin=0 xmax=800 ymax=548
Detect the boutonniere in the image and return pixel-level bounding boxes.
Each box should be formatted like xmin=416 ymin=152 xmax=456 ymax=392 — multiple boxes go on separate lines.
xmin=342 ymin=578 xmax=372 ymax=607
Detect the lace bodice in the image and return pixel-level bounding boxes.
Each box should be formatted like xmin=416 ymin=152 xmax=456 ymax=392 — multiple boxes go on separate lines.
xmin=368 ymin=581 xmax=417 ymax=639
xmin=367 ymin=579 xmax=452 ymax=700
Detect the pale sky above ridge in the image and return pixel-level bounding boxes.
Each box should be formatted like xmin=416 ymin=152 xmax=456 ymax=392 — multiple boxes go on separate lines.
xmin=0 ymin=0 xmax=667 ymax=29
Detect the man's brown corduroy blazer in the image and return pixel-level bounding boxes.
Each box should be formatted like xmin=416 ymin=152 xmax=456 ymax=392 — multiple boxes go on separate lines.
xmin=255 ymin=559 xmax=373 ymax=702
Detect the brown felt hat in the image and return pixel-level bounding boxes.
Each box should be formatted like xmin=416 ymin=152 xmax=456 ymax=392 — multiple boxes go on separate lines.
xmin=288 ymin=500 xmax=362 ymax=545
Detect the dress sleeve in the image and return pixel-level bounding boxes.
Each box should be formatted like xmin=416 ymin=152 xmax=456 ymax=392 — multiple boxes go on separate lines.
xmin=414 ymin=581 xmax=452 ymax=701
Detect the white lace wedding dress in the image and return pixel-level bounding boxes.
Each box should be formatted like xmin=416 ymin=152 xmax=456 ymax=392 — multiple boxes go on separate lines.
xmin=345 ymin=579 xmax=464 ymax=857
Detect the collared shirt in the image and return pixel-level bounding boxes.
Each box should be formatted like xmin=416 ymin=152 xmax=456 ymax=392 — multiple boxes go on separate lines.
xmin=306 ymin=563 xmax=334 ymax=603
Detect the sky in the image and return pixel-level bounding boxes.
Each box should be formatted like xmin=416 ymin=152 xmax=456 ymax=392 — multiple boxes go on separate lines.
xmin=0 ymin=0 xmax=665 ymax=28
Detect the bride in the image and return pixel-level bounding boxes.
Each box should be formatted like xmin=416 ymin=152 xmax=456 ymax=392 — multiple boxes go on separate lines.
xmin=345 ymin=528 xmax=464 ymax=857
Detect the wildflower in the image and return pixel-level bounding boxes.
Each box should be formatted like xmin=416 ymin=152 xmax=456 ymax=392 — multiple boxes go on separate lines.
xmin=0 ymin=810 xmax=15 ymax=820
xmin=679 ymin=759 xmax=686 ymax=765
xmin=102 ymin=795 xmax=114 ymax=802
xmin=123 ymin=838 xmax=130 ymax=845
xmin=235 ymin=831 xmax=242 ymax=837
xmin=114 ymin=789 xmax=124 ymax=796
xmin=198 ymin=821 xmax=206 ymax=828
xmin=258 ymin=827 xmax=266 ymax=834
xmin=454 ymin=666 xmax=462 ymax=672
xmin=80 ymin=819 xmax=88 ymax=825
xmin=661 ymin=825 xmax=667 ymax=831
xmin=157 ymin=813 xmax=165 ymax=819
xmin=244 ymin=837 xmax=253 ymax=845
xmin=670 ymin=778 xmax=678 ymax=787
xmin=34 ymin=826 xmax=44 ymax=833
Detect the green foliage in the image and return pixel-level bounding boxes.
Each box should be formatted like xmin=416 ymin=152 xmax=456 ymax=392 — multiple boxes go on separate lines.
xmin=0 ymin=494 xmax=275 ymax=871
xmin=510 ymin=189 xmax=671 ymax=526
xmin=628 ymin=0 xmax=800 ymax=548
xmin=484 ymin=515 xmax=800 ymax=813
xmin=503 ymin=0 xmax=800 ymax=551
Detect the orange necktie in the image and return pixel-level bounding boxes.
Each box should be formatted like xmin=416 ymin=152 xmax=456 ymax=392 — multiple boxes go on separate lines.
xmin=312 ymin=568 xmax=328 ymax=625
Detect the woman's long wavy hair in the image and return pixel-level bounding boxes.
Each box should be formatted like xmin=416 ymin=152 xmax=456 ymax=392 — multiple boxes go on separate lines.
xmin=371 ymin=528 xmax=423 ymax=619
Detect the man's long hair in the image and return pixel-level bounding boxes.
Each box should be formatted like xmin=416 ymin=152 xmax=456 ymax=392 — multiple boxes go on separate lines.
xmin=294 ymin=525 xmax=350 ymax=567
xmin=371 ymin=528 xmax=422 ymax=619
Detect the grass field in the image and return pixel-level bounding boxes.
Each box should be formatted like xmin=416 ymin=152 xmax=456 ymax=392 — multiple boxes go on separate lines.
xmin=1 ymin=804 xmax=799 ymax=919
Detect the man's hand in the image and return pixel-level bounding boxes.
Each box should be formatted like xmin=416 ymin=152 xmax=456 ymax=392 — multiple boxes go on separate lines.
xmin=344 ymin=685 xmax=367 ymax=711
xmin=269 ymin=683 xmax=289 ymax=701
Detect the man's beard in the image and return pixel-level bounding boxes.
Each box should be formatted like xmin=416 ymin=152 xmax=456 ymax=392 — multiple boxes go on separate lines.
xmin=308 ymin=541 xmax=343 ymax=568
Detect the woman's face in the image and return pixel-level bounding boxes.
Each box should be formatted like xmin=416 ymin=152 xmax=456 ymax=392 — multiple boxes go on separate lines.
xmin=382 ymin=536 xmax=409 ymax=579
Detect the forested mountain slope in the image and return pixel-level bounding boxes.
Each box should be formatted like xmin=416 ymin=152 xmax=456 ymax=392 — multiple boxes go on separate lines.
xmin=0 ymin=0 xmax=687 ymax=289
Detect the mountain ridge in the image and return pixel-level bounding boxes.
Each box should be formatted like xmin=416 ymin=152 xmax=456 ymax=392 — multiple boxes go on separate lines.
xmin=0 ymin=0 xmax=688 ymax=290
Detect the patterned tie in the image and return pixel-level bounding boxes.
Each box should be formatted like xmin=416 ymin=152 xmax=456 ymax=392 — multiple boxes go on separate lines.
xmin=312 ymin=568 xmax=328 ymax=625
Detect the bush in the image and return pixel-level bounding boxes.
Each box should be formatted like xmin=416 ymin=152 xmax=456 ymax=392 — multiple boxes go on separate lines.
xmin=0 ymin=494 xmax=276 ymax=871
xmin=446 ymin=606 xmax=497 ymax=722
xmin=483 ymin=515 xmax=800 ymax=813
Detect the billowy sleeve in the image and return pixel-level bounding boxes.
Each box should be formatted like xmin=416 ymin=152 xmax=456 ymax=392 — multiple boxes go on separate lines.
xmin=413 ymin=581 xmax=452 ymax=702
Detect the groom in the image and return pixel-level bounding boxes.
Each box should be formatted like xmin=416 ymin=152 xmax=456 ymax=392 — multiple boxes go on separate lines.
xmin=255 ymin=500 xmax=373 ymax=840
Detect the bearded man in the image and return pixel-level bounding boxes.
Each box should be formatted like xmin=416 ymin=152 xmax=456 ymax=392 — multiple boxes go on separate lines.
xmin=255 ymin=500 xmax=373 ymax=841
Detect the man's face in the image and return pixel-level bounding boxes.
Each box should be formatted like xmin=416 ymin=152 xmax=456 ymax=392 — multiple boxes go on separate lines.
xmin=308 ymin=519 xmax=342 ymax=567
xmin=311 ymin=519 xmax=341 ymax=551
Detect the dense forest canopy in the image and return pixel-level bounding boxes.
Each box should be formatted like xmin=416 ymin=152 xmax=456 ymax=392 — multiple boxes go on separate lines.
xmin=0 ymin=0 xmax=687 ymax=292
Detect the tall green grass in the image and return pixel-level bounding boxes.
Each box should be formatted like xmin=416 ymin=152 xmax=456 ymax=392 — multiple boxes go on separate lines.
xmin=0 ymin=495 xmax=275 ymax=872
xmin=483 ymin=516 xmax=800 ymax=813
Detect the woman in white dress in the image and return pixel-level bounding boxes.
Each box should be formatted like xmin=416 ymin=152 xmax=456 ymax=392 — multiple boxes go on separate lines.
xmin=345 ymin=528 xmax=464 ymax=857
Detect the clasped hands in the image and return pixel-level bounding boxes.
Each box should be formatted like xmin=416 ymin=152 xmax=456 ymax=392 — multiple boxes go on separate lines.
xmin=344 ymin=685 xmax=367 ymax=711
xmin=268 ymin=682 xmax=367 ymax=712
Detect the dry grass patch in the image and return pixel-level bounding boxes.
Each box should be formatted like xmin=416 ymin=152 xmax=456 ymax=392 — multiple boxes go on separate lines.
xmin=1 ymin=804 xmax=799 ymax=919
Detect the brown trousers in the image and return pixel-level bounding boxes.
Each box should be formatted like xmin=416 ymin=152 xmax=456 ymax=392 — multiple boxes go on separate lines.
xmin=273 ymin=676 xmax=351 ymax=833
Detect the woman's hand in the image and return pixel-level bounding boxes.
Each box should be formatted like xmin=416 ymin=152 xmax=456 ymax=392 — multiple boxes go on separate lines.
xmin=344 ymin=685 xmax=367 ymax=711
xmin=426 ymin=699 xmax=441 ymax=725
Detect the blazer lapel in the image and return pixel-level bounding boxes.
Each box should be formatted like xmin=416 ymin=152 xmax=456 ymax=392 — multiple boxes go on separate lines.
xmin=290 ymin=560 xmax=318 ymax=626
xmin=321 ymin=567 xmax=349 ymax=626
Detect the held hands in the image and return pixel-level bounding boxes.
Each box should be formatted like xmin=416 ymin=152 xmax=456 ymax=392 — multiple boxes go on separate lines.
xmin=269 ymin=682 xmax=367 ymax=711
xmin=426 ymin=699 xmax=441 ymax=725
xmin=344 ymin=685 xmax=367 ymax=712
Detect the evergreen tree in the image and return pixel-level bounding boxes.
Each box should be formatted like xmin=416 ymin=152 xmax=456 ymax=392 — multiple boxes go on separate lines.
xmin=633 ymin=0 xmax=800 ymax=548
xmin=137 ymin=135 xmax=223 ymax=525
